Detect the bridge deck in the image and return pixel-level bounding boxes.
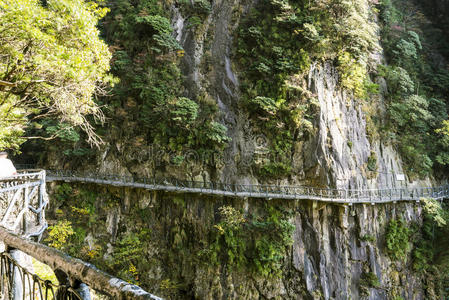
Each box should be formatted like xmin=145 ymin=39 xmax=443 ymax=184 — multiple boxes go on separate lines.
xmin=45 ymin=170 xmax=449 ymax=204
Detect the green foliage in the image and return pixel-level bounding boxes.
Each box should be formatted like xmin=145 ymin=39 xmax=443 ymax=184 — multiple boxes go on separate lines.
xmin=435 ymin=120 xmax=449 ymax=166
xmin=360 ymin=234 xmax=376 ymax=243
xmin=45 ymin=220 xmax=75 ymax=250
xmin=337 ymin=52 xmax=368 ymax=98
xmin=379 ymin=66 xmax=414 ymax=97
xmin=192 ymin=0 xmax=211 ymax=14
xmin=134 ymin=14 xmax=181 ymax=53
xmin=204 ymin=122 xmax=231 ymax=145
xmin=412 ymin=198 xmax=449 ymax=273
xmin=249 ymin=96 xmax=279 ymax=115
xmin=389 ymin=95 xmax=431 ymax=131
xmin=0 ymin=0 xmax=113 ymax=148
xmin=422 ymin=198 xmax=448 ymax=227
xmin=209 ymin=206 xmax=247 ymax=269
xmin=101 ymin=0 xmax=229 ymax=163
xmin=367 ymin=152 xmax=378 ymax=172
xmin=108 ymin=231 xmax=150 ymax=284
xmin=53 ymin=183 xmax=73 ymax=203
xmin=258 ymin=162 xmax=292 ymax=179
xmin=391 ymin=31 xmax=422 ymax=64
xmin=179 ymin=0 xmax=211 ymax=16
xmin=360 ymin=271 xmax=381 ymax=288
xmin=385 ymin=218 xmax=411 ymax=260
xmin=0 ymin=105 xmax=25 ymax=151
xmin=170 ymin=97 xmax=199 ymax=125
xmin=32 ymin=259 xmax=59 ymax=285
xmin=396 ymin=136 xmax=433 ymax=177
xmin=45 ymin=123 xmax=80 ymax=143
xmin=205 ymin=205 xmax=295 ymax=278
xmin=235 ymin=0 xmax=378 ymax=178
xmin=378 ymin=0 xmax=449 ymax=177
xmin=251 ymin=206 xmax=295 ymax=277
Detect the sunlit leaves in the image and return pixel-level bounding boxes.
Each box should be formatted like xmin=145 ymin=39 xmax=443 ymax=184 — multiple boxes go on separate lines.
xmin=0 ymin=0 xmax=113 ymax=149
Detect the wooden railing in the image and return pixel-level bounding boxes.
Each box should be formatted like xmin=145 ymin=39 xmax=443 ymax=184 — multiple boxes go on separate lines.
xmin=0 ymin=227 xmax=162 ymax=300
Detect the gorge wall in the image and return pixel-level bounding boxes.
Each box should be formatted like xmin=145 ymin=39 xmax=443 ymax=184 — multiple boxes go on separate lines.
xmin=35 ymin=0 xmax=449 ymax=299
xmin=47 ymin=183 xmax=427 ymax=299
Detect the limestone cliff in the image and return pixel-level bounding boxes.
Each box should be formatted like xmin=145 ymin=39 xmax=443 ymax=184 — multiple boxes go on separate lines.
xmin=38 ymin=0 xmax=449 ymax=299
xmin=47 ymin=183 xmax=429 ymax=299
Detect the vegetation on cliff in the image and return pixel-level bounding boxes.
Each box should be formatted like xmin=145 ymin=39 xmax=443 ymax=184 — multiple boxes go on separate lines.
xmin=47 ymin=183 xmax=296 ymax=298
xmin=3 ymin=0 xmax=449 ymax=298
xmin=379 ymin=0 xmax=449 ymax=178
xmin=98 ymin=0 xmax=229 ymax=168
xmin=235 ymin=0 xmax=378 ymax=177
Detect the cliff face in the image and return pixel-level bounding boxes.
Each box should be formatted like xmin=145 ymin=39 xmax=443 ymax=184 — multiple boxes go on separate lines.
xmin=92 ymin=0 xmax=413 ymax=189
xmin=40 ymin=0 xmax=449 ymax=299
xmin=47 ymin=183 xmax=427 ymax=299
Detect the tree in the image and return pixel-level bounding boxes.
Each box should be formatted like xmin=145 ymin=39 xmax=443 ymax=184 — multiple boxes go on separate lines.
xmin=0 ymin=0 xmax=113 ymax=150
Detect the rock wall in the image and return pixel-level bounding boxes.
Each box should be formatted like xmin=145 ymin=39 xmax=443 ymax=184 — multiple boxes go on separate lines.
xmin=84 ymin=0 xmax=429 ymax=191
xmin=47 ymin=183 xmax=426 ymax=299
xmin=41 ymin=0 xmax=438 ymax=299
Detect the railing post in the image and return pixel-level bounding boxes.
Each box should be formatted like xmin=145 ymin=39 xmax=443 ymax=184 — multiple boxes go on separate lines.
xmin=54 ymin=269 xmax=70 ymax=300
xmin=39 ymin=171 xmax=46 ymax=236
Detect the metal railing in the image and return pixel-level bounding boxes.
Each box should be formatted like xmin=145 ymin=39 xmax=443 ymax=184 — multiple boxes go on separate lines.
xmin=0 ymin=171 xmax=48 ymax=239
xmin=0 ymin=171 xmax=162 ymax=300
xmin=44 ymin=169 xmax=449 ymax=204
xmin=0 ymin=251 xmax=82 ymax=299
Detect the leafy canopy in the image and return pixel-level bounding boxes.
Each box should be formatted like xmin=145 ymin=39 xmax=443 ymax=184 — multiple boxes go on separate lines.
xmin=0 ymin=0 xmax=113 ymax=150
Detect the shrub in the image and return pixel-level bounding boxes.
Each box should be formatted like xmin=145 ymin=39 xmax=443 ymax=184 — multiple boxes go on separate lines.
xmin=45 ymin=220 xmax=75 ymax=250
xmin=361 ymin=271 xmax=381 ymax=288
xmin=367 ymin=152 xmax=378 ymax=172
xmin=249 ymin=96 xmax=279 ymax=115
xmin=206 ymin=205 xmax=295 ymax=278
xmin=135 ymin=15 xmax=181 ymax=53
xmin=385 ymin=218 xmax=411 ymax=260
xmin=170 ymin=97 xmax=199 ymax=125
xmin=360 ymin=234 xmax=376 ymax=243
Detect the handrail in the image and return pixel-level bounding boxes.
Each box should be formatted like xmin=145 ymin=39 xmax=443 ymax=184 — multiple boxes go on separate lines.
xmin=0 ymin=170 xmax=48 ymax=240
xmin=44 ymin=169 xmax=449 ymax=203
xmin=0 ymin=227 xmax=162 ymax=300
xmin=0 ymin=251 xmax=81 ymax=299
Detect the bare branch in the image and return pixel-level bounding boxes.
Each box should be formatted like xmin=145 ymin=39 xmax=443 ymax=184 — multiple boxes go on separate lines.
xmin=0 ymin=80 xmax=16 ymax=87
